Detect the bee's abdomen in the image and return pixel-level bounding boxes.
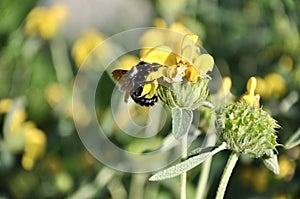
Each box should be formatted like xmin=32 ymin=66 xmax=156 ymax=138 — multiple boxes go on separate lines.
xmin=130 ymin=86 xmax=158 ymax=106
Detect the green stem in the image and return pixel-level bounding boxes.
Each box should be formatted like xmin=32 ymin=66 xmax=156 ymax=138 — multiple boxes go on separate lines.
xmin=180 ymin=133 xmax=188 ymax=199
xmin=49 ymin=38 xmax=73 ymax=85
xmin=195 ymin=156 xmax=212 ymax=199
xmin=215 ymin=152 xmax=239 ymax=199
xmin=128 ymin=174 xmax=147 ymax=199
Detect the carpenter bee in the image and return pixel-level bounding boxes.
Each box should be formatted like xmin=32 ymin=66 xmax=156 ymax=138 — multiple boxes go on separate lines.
xmin=112 ymin=61 xmax=161 ymax=106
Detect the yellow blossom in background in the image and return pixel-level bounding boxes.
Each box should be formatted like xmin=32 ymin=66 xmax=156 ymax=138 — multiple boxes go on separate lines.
xmin=1 ymin=100 xmax=47 ymax=170
xmin=217 ymin=76 xmax=232 ymax=97
xmin=71 ymin=29 xmax=110 ymax=68
xmin=25 ymin=4 xmax=69 ymax=40
xmin=140 ymin=19 xmax=195 ymax=56
xmin=22 ymin=122 xmax=47 ymax=170
xmin=8 ymin=108 xmax=27 ymax=134
xmin=251 ymin=167 xmax=269 ymax=193
xmin=169 ymin=22 xmax=193 ymax=38
xmin=277 ymin=155 xmax=296 ymax=181
xmin=45 ymin=83 xmax=74 ymax=119
xmin=0 ymin=98 xmax=13 ymax=114
xmin=272 ymin=193 xmax=292 ymax=199
xmin=279 ymin=55 xmax=293 ymax=72
xmin=45 ymin=83 xmax=67 ymax=107
xmin=264 ymin=73 xmax=287 ymax=98
xmin=255 ymin=77 xmax=270 ymax=98
xmin=3 ymin=106 xmax=27 ymax=152
xmin=153 ymin=18 xmax=167 ymax=28
xmin=239 ymin=166 xmax=269 ymax=193
xmin=117 ymin=55 xmax=140 ymax=70
xmin=241 ymin=77 xmax=260 ymax=107
xmin=255 ymin=73 xmax=287 ymax=99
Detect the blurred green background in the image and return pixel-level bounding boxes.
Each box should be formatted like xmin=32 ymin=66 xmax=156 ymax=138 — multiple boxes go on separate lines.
xmin=0 ymin=0 xmax=300 ymax=198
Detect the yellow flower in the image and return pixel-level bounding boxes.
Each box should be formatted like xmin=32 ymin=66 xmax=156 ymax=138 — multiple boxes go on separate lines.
xmin=217 ymin=76 xmax=232 ymax=97
xmin=22 ymin=122 xmax=47 ymax=170
xmin=25 ymin=4 xmax=69 ymax=40
xmin=241 ymin=77 xmax=260 ymax=107
xmin=153 ymin=18 xmax=167 ymax=28
xmin=8 ymin=108 xmax=27 ymax=135
xmin=277 ymin=155 xmax=296 ymax=181
xmin=114 ymin=25 xmax=213 ymax=108
xmin=140 ymin=33 xmax=213 ymax=104
xmin=1 ymin=100 xmax=47 ymax=170
xmin=239 ymin=166 xmax=269 ymax=193
xmin=279 ymin=55 xmax=293 ymax=72
xmin=264 ymin=73 xmax=287 ymax=98
xmin=71 ymin=29 xmax=110 ymax=68
xmin=255 ymin=73 xmax=287 ymax=99
xmin=272 ymin=193 xmax=292 ymax=199
xmin=255 ymin=77 xmax=271 ymax=99
xmin=3 ymin=107 xmax=27 ymax=152
xmin=45 ymin=83 xmax=67 ymax=107
xmin=141 ymin=34 xmax=213 ymax=82
xmin=251 ymin=167 xmax=269 ymax=193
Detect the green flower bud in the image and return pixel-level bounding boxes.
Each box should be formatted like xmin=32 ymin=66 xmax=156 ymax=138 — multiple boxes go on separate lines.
xmin=216 ymin=101 xmax=279 ymax=158
xmin=157 ymin=77 xmax=209 ymax=110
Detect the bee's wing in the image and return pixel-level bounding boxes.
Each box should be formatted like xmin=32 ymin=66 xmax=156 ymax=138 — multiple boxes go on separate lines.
xmin=112 ymin=69 xmax=132 ymax=102
xmin=112 ymin=69 xmax=128 ymax=81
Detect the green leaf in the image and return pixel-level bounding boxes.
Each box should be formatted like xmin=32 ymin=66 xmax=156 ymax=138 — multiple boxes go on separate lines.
xmin=284 ymin=127 xmax=300 ymax=149
xmin=172 ymin=108 xmax=193 ymax=139
xmin=188 ymin=146 xmax=216 ymax=157
xmin=263 ymin=152 xmax=279 ymax=175
xmin=149 ymin=142 xmax=227 ymax=181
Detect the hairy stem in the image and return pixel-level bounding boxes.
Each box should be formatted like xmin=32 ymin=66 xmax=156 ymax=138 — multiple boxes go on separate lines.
xmin=215 ymin=152 xmax=239 ymax=199
xmin=180 ymin=133 xmax=188 ymax=199
xmin=195 ymin=156 xmax=212 ymax=199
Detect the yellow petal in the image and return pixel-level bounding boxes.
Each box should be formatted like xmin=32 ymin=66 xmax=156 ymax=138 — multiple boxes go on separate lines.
xmin=170 ymin=23 xmax=192 ymax=36
xmin=22 ymin=126 xmax=47 ymax=170
xmin=247 ymin=76 xmax=257 ymax=95
xmin=218 ymin=76 xmax=232 ymax=96
xmin=153 ymin=18 xmax=167 ymax=28
xmin=193 ymin=54 xmax=214 ymax=74
xmin=145 ymin=83 xmax=158 ymax=98
xmin=255 ymin=77 xmax=271 ymax=99
xmin=118 ymin=55 xmax=140 ymax=70
xmin=185 ymin=66 xmax=200 ymax=82
xmin=139 ymin=29 xmax=165 ymax=48
xmin=181 ymin=34 xmax=199 ymax=61
xmin=141 ymin=82 xmax=158 ymax=98
xmin=241 ymin=94 xmax=260 ymax=107
xmin=140 ymin=83 xmax=152 ymax=96
xmin=264 ymin=73 xmax=286 ymax=98
xmin=71 ymin=29 xmax=107 ymax=68
xmin=241 ymin=77 xmax=260 ymax=107
xmin=141 ymin=46 xmax=177 ymax=66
